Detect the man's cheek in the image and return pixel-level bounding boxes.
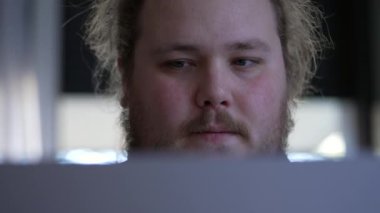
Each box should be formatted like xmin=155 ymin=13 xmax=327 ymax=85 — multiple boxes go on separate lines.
xmin=151 ymin=84 xmax=188 ymax=117
xmin=249 ymin=73 xmax=280 ymax=101
xmin=243 ymin=75 xmax=285 ymax=119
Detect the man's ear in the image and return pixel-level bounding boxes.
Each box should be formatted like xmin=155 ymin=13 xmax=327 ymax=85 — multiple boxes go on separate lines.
xmin=118 ymin=56 xmax=129 ymax=108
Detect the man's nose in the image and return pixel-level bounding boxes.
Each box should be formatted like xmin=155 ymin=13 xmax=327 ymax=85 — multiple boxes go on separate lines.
xmin=195 ymin=65 xmax=232 ymax=109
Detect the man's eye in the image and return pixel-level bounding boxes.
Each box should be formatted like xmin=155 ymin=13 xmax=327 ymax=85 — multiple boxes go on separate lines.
xmin=232 ymin=58 xmax=260 ymax=67
xmin=165 ymin=60 xmax=194 ymax=69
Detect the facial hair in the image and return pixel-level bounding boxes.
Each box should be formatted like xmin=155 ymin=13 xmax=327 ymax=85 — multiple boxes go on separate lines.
xmin=120 ymin=99 xmax=293 ymax=155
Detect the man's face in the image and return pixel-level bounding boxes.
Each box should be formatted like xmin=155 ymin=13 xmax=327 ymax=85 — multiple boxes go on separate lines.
xmin=122 ymin=0 xmax=289 ymax=155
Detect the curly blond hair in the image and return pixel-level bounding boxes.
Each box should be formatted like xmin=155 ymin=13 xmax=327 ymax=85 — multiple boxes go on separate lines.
xmin=85 ymin=0 xmax=327 ymax=100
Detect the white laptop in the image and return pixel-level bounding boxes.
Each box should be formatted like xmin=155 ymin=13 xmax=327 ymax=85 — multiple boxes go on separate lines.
xmin=0 ymin=154 xmax=379 ymax=213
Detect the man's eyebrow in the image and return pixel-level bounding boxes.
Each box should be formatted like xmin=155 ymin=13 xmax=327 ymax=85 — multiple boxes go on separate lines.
xmin=151 ymin=39 xmax=270 ymax=56
xmin=226 ymin=39 xmax=271 ymax=52
xmin=152 ymin=44 xmax=201 ymax=56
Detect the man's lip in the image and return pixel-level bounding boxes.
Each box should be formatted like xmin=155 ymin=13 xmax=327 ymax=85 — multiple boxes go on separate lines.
xmin=189 ymin=131 xmax=239 ymax=142
xmin=193 ymin=131 xmax=235 ymax=134
xmin=191 ymin=129 xmax=238 ymax=135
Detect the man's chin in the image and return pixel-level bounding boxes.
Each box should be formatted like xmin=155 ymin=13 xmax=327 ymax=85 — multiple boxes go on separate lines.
xmin=170 ymin=136 xmax=251 ymax=155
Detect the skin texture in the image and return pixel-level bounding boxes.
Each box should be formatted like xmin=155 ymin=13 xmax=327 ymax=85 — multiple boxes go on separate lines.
xmin=121 ymin=0 xmax=289 ymax=156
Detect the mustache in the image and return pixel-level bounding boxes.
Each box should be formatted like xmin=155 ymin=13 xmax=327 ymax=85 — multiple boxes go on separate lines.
xmin=180 ymin=110 xmax=249 ymax=139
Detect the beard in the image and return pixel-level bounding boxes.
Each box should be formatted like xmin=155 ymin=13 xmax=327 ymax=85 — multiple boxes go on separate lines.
xmin=120 ymin=99 xmax=294 ymax=156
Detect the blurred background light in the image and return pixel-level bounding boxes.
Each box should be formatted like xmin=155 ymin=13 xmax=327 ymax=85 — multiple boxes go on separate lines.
xmin=316 ymin=132 xmax=346 ymax=158
xmin=56 ymin=149 xmax=127 ymax=165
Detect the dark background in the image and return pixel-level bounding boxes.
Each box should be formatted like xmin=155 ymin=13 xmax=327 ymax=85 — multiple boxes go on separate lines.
xmin=61 ymin=0 xmax=376 ymax=150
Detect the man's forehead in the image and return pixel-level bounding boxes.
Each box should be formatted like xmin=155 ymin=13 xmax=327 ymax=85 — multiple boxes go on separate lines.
xmin=142 ymin=0 xmax=270 ymax=9
xmin=140 ymin=0 xmax=274 ymax=23
xmin=140 ymin=1 xmax=277 ymax=39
